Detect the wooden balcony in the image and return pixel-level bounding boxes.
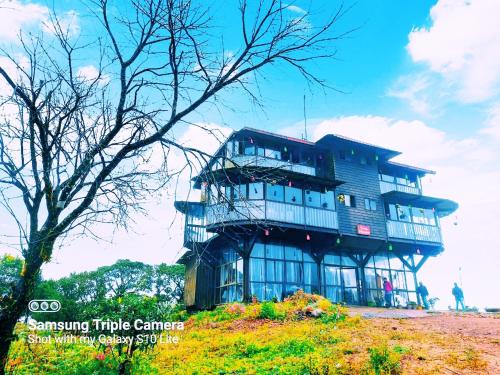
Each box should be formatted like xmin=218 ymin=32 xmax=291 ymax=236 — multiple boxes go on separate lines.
xmin=380 ymin=180 xmax=421 ymax=195
xmin=206 ymin=200 xmax=338 ymax=230
xmin=386 ymin=220 xmax=441 ymax=243
xmin=226 ymin=155 xmax=316 ymax=176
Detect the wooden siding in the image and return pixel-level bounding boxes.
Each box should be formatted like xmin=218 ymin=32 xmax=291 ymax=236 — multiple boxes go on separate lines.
xmin=183 ymin=255 xmax=215 ymax=309
xmin=334 ymin=157 xmax=388 ymax=239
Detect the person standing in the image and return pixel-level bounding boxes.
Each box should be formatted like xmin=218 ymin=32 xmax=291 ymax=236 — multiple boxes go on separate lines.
xmin=452 ymin=282 xmax=465 ymax=311
xmin=383 ymin=277 xmax=393 ymax=308
xmin=417 ymin=282 xmax=430 ymax=309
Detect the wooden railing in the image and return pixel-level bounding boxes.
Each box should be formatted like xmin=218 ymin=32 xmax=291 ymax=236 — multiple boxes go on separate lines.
xmin=206 ymin=200 xmax=338 ymax=230
xmin=386 ymin=220 xmax=441 ymax=243
xmin=380 ymin=180 xmax=421 ymax=195
xmin=225 ymin=155 xmax=316 ymax=176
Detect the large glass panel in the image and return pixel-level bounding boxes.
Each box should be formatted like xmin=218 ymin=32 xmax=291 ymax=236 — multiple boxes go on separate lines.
xmin=285 ymin=186 xmax=303 ymax=205
xmin=380 ymin=174 xmax=395 ymax=182
xmin=325 ymin=286 xmax=342 ymax=303
xmin=266 ymin=243 xmax=284 ymax=259
xmin=373 ymin=255 xmax=389 ymax=269
xmin=233 ymin=184 xmax=247 ymax=200
xmin=396 ymin=205 xmax=411 ymax=222
xmin=284 ymin=245 xmax=302 ymax=261
xmin=323 ymin=254 xmax=341 ymax=265
xmin=251 ymin=242 xmax=265 ymax=257
xmin=305 ymin=190 xmax=321 ymax=207
xmin=286 ymin=262 xmax=303 ymax=283
xmin=388 ymin=204 xmax=398 ymax=220
xmin=236 ymin=259 xmax=243 ymax=283
xmin=342 ymin=256 xmax=357 ymax=267
xmin=406 ymin=272 xmax=416 ymax=291
xmin=250 ymin=258 xmax=265 ymax=281
xmin=389 ymin=256 xmax=404 ymax=270
xmin=265 ymin=148 xmax=281 ymax=160
xmin=250 ymin=283 xmax=265 ymax=301
xmin=324 ymin=265 xmax=341 ymax=285
xmin=304 ymin=263 xmax=318 ymax=287
xmin=244 ymin=143 xmax=255 ymax=155
xmin=266 ymin=183 xmax=284 ymax=202
xmin=364 ymin=268 xmax=378 ymax=289
xmin=412 ymin=207 xmax=436 ymax=226
xmin=303 ymin=251 xmax=314 ymax=262
xmin=342 ymin=268 xmax=357 ymax=288
xmin=320 ymin=190 xmax=335 ymax=210
xmin=391 ymin=270 xmax=407 ymax=291
xmin=343 ymin=288 xmax=359 ymax=304
xmin=257 ymin=146 xmax=265 ymax=156
xmin=266 ymin=260 xmax=284 ymax=282
xmin=265 ymin=283 xmax=283 ymax=300
xmin=248 ymin=182 xmax=264 ymax=200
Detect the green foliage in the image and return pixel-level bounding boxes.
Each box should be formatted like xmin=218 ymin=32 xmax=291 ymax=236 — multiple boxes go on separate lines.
xmin=368 ymin=345 xmax=402 ymax=375
xmin=259 ymin=301 xmax=285 ymax=320
xmin=0 ymin=254 xmax=23 ymax=298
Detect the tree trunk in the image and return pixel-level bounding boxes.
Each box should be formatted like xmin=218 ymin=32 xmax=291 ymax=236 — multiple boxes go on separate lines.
xmin=0 ymin=244 xmax=45 ymax=374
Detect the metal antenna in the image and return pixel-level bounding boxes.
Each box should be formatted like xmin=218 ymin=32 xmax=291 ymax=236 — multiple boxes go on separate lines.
xmin=303 ymin=92 xmax=308 ymax=141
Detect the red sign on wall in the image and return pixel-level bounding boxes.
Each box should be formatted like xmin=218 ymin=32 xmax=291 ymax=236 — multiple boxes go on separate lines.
xmin=357 ymin=224 xmax=371 ymax=236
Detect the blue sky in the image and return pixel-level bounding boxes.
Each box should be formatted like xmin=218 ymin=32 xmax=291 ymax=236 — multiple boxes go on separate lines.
xmin=1 ymin=0 xmax=499 ymax=309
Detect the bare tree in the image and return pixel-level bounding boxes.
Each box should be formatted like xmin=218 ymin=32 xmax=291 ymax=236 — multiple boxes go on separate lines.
xmin=0 ymin=0 xmax=349 ymax=369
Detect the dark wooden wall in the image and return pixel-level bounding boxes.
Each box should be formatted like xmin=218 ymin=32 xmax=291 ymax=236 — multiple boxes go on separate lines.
xmin=333 ymin=152 xmax=388 ymax=240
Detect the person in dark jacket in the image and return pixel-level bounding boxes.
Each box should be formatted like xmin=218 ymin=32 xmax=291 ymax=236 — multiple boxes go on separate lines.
xmin=383 ymin=277 xmax=393 ymax=308
xmin=452 ymin=282 xmax=465 ymax=311
xmin=417 ymin=282 xmax=430 ymax=309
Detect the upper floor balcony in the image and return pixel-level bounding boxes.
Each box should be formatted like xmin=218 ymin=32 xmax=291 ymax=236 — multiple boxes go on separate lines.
xmin=379 ymin=174 xmax=422 ymax=195
xmin=226 ymin=154 xmax=316 ymax=177
xmin=206 ymin=200 xmax=339 ymax=231
xmin=386 ymin=220 xmax=441 ymax=243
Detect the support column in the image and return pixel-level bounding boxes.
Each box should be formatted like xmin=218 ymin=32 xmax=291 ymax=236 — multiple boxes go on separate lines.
xmin=243 ymin=254 xmax=251 ymax=302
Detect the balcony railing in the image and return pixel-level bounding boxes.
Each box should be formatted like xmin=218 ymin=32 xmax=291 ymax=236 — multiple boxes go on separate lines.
xmin=184 ymin=224 xmax=215 ymax=244
xmin=206 ymin=200 xmax=338 ymax=230
xmin=226 ymin=155 xmax=316 ymax=176
xmin=380 ymin=180 xmax=421 ymax=195
xmin=386 ymin=220 xmax=441 ymax=243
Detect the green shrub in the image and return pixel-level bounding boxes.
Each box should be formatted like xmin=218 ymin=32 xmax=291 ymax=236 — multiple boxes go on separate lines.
xmin=368 ymin=345 xmax=402 ymax=375
xmin=259 ymin=302 xmax=278 ymax=320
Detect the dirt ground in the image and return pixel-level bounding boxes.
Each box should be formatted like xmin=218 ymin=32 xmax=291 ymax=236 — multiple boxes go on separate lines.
xmin=349 ymin=308 xmax=500 ymax=374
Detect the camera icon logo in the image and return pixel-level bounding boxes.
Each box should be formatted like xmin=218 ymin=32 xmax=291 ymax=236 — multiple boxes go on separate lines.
xmin=29 ymin=300 xmax=61 ymax=313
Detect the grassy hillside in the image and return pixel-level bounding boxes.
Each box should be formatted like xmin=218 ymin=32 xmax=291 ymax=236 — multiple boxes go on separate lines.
xmin=6 ymin=291 xmax=498 ymax=374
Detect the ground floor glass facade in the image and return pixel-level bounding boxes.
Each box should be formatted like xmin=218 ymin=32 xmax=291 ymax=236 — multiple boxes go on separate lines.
xmin=214 ymin=240 xmax=420 ymax=306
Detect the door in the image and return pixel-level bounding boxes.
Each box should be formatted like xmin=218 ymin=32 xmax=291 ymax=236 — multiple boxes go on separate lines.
xmin=341 ymin=267 xmax=360 ymax=305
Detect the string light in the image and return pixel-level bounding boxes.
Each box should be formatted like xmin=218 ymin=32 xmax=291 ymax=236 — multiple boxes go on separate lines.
xmin=264 ymin=229 xmax=270 ymax=236
xmin=288 ymin=181 xmax=292 ymax=187
xmin=416 ymin=248 xmax=421 ymax=255
xmin=336 ymin=237 xmax=341 ymax=245
xmin=388 ymin=243 xmax=393 ymax=251
xmin=306 ymin=234 xmax=311 ymax=241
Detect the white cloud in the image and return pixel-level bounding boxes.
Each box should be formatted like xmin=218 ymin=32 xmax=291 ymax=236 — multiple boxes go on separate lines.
xmin=41 ymin=10 xmax=80 ymax=37
xmin=285 ymin=4 xmax=307 ymax=15
xmin=77 ymin=65 xmax=110 ymax=85
xmin=386 ymin=74 xmax=434 ymax=116
xmin=480 ymin=101 xmax=500 ymax=140
xmin=0 ymin=0 xmax=48 ymax=41
xmin=407 ymin=0 xmax=500 ymax=103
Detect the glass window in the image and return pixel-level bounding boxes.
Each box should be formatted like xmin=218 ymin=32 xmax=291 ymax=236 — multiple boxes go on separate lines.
xmin=397 ymin=205 xmax=411 ymax=222
xmin=284 ymin=245 xmax=302 ymax=261
xmin=286 ymin=262 xmax=303 ymax=283
xmin=412 ymin=207 xmax=436 ymax=226
xmin=244 ymin=143 xmax=255 ymax=155
xmin=266 ymin=183 xmax=284 ymax=202
xmin=266 ymin=243 xmax=284 ymax=259
xmin=388 ymin=204 xmax=398 ymax=220
xmin=323 ymin=254 xmax=341 ymax=265
xmin=285 ymin=186 xmax=303 ymax=204
xmin=250 ymin=283 xmax=265 ymax=301
xmin=248 ymin=182 xmax=264 ymax=200
xmin=303 ymin=252 xmax=314 ymax=262
xmin=251 ymin=242 xmax=265 ymax=258
xmin=321 ymin=190 xmax=335 ymax=210
xmin=380 ymin=174 xmax=394 ymax=182
xmin=364 ymin=198 xmax=377 ymax=211
xmin=257 ymin=147 xmax=265 ymax=156
xmin=233 ymin=184 xmax=247 ymax=200
xmin=265 ymin=148 xmax=281 ymax=159
xmin=389 ymin=256 xmax=404 ymax=270
xmin=250 ymin=258 xmax=265 ymax=281
xmin=266 ymin=260 xmax=283 ymax=282
xmin=303 ymin=152 xmax=314 ymax=166
xmin=305 ymin=190 xmax=321 ymax=207
xmin=324 ymin=265 xmax=341 ymax=285
xmin=373 ymin=255 xmax=389 ymax=269
xmin=304 ymin=263 xmax=318 ymax=286
xmin=341 ymin=256 xmax=357 ymax=267
xmin=265 ymin=283 xmax=283 ymax=300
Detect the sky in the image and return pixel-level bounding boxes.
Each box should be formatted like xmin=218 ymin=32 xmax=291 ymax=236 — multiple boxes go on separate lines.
xmin=0 ymin=0 xmax=499 ymax=310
